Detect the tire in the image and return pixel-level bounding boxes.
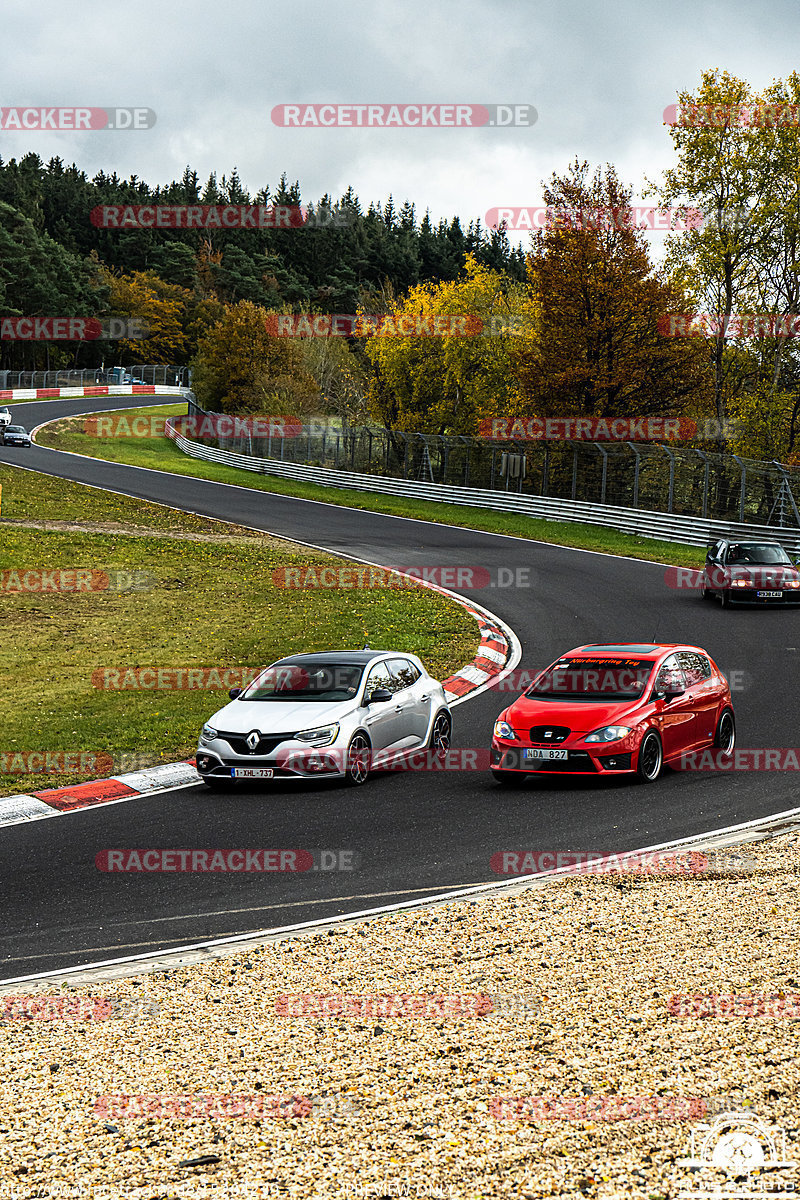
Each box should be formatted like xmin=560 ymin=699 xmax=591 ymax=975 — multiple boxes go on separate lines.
xmin=427 ymin=710 xmax=452 ymax=753
xmin=719 ymin=590 xmax=729 ymax=608
xmin=713 ymin=708 xmax=736 ymax=754
xmin=701 ymin=581 xmax=714 ymax=601
xmin=636 ymin=730 xmax=663 ymax=783
xmin=344 ymin=732 xmax=372 ymax=786
xmin=491 ymin=769 xmax=524 ymax=786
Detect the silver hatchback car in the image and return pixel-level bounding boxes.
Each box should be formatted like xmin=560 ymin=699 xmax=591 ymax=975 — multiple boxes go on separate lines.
xmin=196 ymin=650 xmax=452 ymax=788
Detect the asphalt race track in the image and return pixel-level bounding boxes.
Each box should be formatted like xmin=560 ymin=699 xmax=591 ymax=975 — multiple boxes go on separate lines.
xmin=0 ymin=393 xmax=796 ymax=980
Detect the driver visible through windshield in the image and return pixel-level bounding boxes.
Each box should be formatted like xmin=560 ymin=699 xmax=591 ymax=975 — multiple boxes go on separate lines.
xmin=728 ymin=543 xmax=792 ymax=565
xmin=239 ymin=662 xmax=365 ymax=701
xmin=527 ymin=657 xmax=655 ymax=701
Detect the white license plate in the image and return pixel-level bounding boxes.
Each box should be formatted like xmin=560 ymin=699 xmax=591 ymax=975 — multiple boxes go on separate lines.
xmin=756 ymin=591 xmax=783 ymax=598
xmin=524 ymin=748 xmax=568 ymax=761
xmin=231 ymin=767 xmax=274 ymax=779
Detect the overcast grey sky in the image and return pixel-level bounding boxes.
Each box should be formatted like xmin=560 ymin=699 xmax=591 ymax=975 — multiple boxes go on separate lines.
xmin=3 ymin=0 xmax=798 ymax=244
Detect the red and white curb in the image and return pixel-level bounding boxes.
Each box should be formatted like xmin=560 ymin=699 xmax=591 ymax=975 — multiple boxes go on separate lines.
xmin=0 ymin=584 xmax=516 ymax=831
xmin=0 ymin=762 xmax=201 ymax=828
xmin=0 ymin=385 xmax=180 ymax=400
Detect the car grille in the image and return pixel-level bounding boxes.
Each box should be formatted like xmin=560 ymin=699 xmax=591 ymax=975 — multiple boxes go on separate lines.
xmin=529 ymin=725 xmax=570 ymax=744
xmin=216 ymin=732 xmax=288 ymax=756
xmin=528 ymin=751 xmax=596 ymax=773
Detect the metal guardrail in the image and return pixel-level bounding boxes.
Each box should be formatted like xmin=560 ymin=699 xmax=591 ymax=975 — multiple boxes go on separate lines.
xmin=0 ymin=366 xmax=188 ymax=389
xmin=164 ymin=418 xmax=800 ymax=553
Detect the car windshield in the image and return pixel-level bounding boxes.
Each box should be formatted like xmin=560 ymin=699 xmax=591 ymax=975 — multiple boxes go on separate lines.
xmin=239 ymin=662 xmax=365 ymax=701
xmin=728 ymin=543 xmax=791 ymax=565
xmin=527 ymin=657 xmax=655 ymax=701
xmin=5 ymin=426 xmax=25 ymax=433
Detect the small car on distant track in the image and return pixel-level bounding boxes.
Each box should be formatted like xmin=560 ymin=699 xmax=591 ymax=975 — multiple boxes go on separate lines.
xmin=702 ymin=539 xmax=800 ymax=606
xmin=196 ymin=649 xmax=452 ymax=789
xmin=1 ymin=424 xmax=31 ymax=447
xmin=490 ymin=641 xmax=734 ymax=785
xmin=0 ymin=407 xmax=11 ymax=428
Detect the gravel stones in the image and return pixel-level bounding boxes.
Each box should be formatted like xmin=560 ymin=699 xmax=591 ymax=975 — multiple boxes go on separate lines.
xmin=0 ymin=835 xmax=797 ymax=1197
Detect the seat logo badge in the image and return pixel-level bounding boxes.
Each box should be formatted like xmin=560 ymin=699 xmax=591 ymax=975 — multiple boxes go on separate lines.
xmin=246 ymin=731 xmax=260 ymax=752
xmin=544 ymin=731 xmax=553 ymax=738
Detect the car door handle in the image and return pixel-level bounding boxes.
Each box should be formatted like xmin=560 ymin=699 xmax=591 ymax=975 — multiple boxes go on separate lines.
xmin=420 ymin=694 xmax=431 ymax=703
xmin=395 ymin=704 xmax=406 ymax=713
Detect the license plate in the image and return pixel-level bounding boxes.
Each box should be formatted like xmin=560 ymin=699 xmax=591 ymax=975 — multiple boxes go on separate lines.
xmin=524 ymin=748 xmax=568 ymax=761
xmin=756 ymin=591 xmax=783 ymax=598
xmin=231 ymin=767 xmax=274 ymax=779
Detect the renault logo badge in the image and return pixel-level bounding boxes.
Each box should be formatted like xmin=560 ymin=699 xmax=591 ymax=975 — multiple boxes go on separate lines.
xmin=246 ymin=731 xmax=260 ymax=752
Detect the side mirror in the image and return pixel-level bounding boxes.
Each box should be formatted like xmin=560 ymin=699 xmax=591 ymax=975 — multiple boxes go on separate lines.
xmin=229 ymin=687 xmax=242 ymax=700
xmin=665 ymin=685 xmax=686 ymax=702
xmin=368 ymin=688 xmax=393 ymax=704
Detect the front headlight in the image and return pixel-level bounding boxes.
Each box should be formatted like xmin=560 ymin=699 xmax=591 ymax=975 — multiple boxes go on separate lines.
xmin=731 ymin=578 xmax=750 ymax=588
xmin=493 ymin=719 xmax=519 ymax=741
xmin=294 ymin=723 xmax=339 ymax=746
xmin=584 ymin=725 xmax=632 ymax=743
xmin=200 ymin=724 xmax=219 ymax=742
xmin=783 ymin=579 xmax=800 ymax=589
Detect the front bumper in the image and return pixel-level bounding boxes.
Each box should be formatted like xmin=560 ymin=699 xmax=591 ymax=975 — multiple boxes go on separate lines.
xmin=490 ymin=744 xmax=634 ymax=775
xmin=723 ymin=589 xmax=800 ymax=605
xmin=196 ymin=742 xmax=348 ymax=781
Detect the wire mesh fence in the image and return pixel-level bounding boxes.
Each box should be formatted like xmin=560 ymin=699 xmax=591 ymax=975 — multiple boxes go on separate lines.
xmin=183 ymin=397 xmax=800 ymax=528
xmin=0 ymin=365 xmax=188 ymax=389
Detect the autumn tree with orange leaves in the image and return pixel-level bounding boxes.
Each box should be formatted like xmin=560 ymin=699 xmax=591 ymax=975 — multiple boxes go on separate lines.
xmin=514 ymin=162 xmax=710 ymax=426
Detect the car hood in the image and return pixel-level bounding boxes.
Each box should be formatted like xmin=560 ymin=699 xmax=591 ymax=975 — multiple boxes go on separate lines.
xmin=726 ymin=565 xmax=799 ymax=581
xmin=504 ymin=696 xmax=644 ymax=735
xmin=206 ymin=699 xmax=356 ymax=734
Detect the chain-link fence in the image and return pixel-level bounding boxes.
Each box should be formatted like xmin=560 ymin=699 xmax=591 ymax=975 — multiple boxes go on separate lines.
xmin=184 ymin=398 xmax=800 ymax=528
xmin=0 ymin=365 xmax=188 ymax=389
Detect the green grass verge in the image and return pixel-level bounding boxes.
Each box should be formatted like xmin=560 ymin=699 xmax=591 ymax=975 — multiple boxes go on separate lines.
xmin=35 ymin=405 xmax=706 ymax=567
xmin=0 ymin=462 xmax=477 ymax=796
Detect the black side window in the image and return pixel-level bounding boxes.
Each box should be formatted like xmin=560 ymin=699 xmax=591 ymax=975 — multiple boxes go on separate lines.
xmin=388 ymin=658 xmax=420 ymax=691
xmin=677 ymin=651 xmax=711 ymax=686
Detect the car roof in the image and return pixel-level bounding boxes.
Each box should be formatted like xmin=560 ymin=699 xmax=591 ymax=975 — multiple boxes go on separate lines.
xmin=272 ymin=650 xmax=412 ymax=667
xmin=568 ymin=643 xmax=704 ymax=657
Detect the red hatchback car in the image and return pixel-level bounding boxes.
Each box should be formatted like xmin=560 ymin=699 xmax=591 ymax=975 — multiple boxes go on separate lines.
xmin=490 ymin=642 xmax=735 ymax=785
